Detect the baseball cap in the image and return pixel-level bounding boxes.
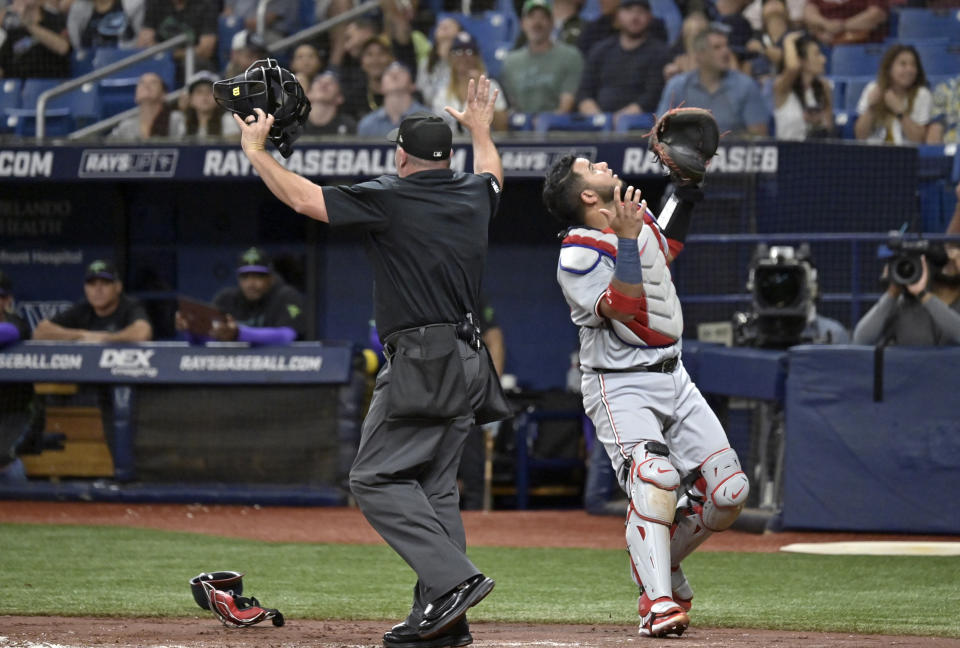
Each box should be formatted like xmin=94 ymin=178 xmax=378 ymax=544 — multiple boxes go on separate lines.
xmin=187 ymin=70 xmax=220 ymax=93
xmin=619 ymin=0 xmax=651 ymax=9
xmin=386 ymin=112 xmax=453 ymax=161
xmin=449 ymin=31 xmax=480 ymax=55
xmin=0 ymin=270 xmax=12 ymax=296
xmin=236 ymin=247 xmax=272 ymax=274
xmin=85 ymin=259 xmax=118 ymax=282
xmin=231 ymin=30 xmax=267 ymax=55
xmin=522 ymin=0 xmax=553 ymax=16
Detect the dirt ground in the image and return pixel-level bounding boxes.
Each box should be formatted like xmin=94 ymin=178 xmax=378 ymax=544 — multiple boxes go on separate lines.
xmin=2 ymin=501 xmax=958 ymax=648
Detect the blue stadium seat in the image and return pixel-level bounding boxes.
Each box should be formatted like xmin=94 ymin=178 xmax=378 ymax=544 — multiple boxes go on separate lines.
xmin=0 ymin=79 xmax=22 ymax=133
xmin=218 ymin=15 xmax=244 ymax=71
xmin=22 ymin=78 xmax=101 ymax=124
xmin=649 ymin=0 xmax=681 ymax=45
xmin=20 ymin=78 xmax=60 ymax=108
xmin=828 ymin=43 xmax=885 ymax=75
xmin=839 ymin=75 xmax=873 ymax=112
xmin=5 ymin=107 xmax=73 ymax=136
xmin=1 ymin=79 xmax=22 ymax=112
xmin=535 ymin=112 xmax=612 ymax=133
xmin=438 ymin=11 xmax=517 ymax=78
xmin=71 ymin=48 xmax=95 ymax=77
xmin=613 ymin=112 xmax=655 ymax=133
xmin=833 ymin=110 xmax=857 ymax=139
xmin=581 ymin=0 xmax=601 ymax=21
xmin=826 ymin=76 xmax=845 ymax=112
xmin=894 ymin=8 xmax=960 ymax=42
xmin=98 ymin=78 xmax=139 ymax=118
xmin=92 ymin=48 xmax=177 ymax=89
xmin=913 ymin=41 xmax=960 ymax=75
xmin=508 ymin=112 xmax=534 ymax=131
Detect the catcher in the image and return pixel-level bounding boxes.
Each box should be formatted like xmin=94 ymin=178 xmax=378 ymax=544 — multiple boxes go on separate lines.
xmin=542 ymin=107 xmax=748 ymax=638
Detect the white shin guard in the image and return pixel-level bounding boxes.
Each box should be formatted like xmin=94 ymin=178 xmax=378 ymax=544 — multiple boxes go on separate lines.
xmin=625 ymin=444 xmax=680 ymax=601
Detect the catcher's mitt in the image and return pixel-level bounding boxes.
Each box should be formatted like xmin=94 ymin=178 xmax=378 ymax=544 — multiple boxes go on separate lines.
xmin=649 ymin=107 xmax=720 ymax=186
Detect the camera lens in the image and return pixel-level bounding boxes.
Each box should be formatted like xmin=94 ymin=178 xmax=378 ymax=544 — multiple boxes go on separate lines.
xmin=890 ymin=254 xmax=921 ymax=286
xmin=756 ymin=268 xmax=801 ymax=308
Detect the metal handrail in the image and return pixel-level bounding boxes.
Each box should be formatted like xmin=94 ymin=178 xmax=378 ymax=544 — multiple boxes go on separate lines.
xmin=35 ymin=34 xmax=193 ymax=141
xmin=255 ymin=0 xmax=272 ymax=39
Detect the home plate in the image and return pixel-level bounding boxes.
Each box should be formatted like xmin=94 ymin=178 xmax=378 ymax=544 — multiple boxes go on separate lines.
xmin=780 ymin=541 xmax=960 ymax=556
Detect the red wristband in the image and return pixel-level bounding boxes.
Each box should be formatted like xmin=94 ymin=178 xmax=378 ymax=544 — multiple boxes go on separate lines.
xmin=603 ymin=286 xmax=647 ymax=316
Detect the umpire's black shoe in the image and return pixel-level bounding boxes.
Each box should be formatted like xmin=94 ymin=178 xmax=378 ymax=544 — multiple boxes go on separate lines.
xmin=383 ymin=618 xmax=472 ymax=648
xmin=417 ymin=574 xmax=494 ymax=639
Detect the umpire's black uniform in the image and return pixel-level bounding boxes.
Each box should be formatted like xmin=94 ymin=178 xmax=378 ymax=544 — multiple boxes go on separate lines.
xmin=322 ymin=149 xmax=509 ymax=632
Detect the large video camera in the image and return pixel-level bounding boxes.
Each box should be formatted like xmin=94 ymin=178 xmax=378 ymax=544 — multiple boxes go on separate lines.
xmin=733 ymin=244 xmax=817 ymax=349
xmin=884 ymin=236 xmax=948 ymax=287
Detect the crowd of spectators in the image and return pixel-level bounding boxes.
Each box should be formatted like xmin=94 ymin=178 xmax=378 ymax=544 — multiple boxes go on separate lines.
xmin=1 ymin=0 xmax=960 ymax=143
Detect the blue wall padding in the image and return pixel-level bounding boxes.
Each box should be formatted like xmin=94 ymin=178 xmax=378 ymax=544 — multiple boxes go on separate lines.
xmin=782 ymin=345 xmax=960 ymax=533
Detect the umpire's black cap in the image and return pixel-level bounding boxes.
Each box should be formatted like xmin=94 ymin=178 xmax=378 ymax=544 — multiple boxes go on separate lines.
xmin=387 ymin=112 xmax=452 ymax=161
xmin=0 ymin=270 xmax=12 ymax=296
xmin=84 ymin=259 xmax=118 ymax=282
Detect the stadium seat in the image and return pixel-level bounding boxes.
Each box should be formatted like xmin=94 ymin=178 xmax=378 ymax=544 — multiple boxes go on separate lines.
xmin=535 ymin=112 xmax=612 ymax=133
xmin=649 ymin=0 xmax=681 ymax=44
xmin=438 ymin=11 xmax=516 ymax=78
xmin=508 ymin=112 xmax=534 ymax=131
xmin=840 ymin=75 xmax=873 ymax=112
xmin=0 ymin=79 xmax=22 ymax=112
xmin=71 ymin=48 xmax=95 ymax=77
xmin=91 ymin=48 xmax=177 ymax=89
xmin=5 ymin=107 xmax=73 ymax=136
xmin=98 ymin=78 xmax=139 ymax=118
xmin=894 ymin=8 xmax=960 ymax=42
xmin=581 ymin=0 xmax=601 ymax=21
xmin=833 ymin=110 xmax=857 ymax=139
xmin=218 ymin=15 xmax=244 ymax=71
xmin=16 ymin=79 xmax=100 ymax=134
xmin=913 ymin=41 xmax=960 ymax=75
xmin=828 ymin=43 xmax=885 ymax=75
xmin=0 ymin=79 xmax=22 ymax=133
xmin=613 ymin=112 xmax=655 ymax=133
xmin=826 ymin=76 xmax=845 ymax=112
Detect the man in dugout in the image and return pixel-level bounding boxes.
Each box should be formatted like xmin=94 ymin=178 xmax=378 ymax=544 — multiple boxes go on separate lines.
xmin=175 ymin=247 xmax=307 ymax=344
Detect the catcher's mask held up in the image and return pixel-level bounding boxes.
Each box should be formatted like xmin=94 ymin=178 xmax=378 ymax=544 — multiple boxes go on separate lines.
xmin=214 ymin=58 xmax=311 ymax=158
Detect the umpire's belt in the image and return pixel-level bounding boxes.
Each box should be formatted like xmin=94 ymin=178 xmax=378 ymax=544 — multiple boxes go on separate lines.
xmin=383 ymin=321 xmax=480 ymax=358
xmin=589 ymin=357 xmax=679 ymax=374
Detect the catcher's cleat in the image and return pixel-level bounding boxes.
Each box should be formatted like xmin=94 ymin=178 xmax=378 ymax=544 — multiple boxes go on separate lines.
xmin=671 ymin=565 xmax=694 ymax=612
xmin=637 ymin=592 xmax=689 ymax=638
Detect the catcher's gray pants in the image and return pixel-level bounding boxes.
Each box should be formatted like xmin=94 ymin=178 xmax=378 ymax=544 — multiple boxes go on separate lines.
xmin=349 ymin=338 xmax=484 ymax=607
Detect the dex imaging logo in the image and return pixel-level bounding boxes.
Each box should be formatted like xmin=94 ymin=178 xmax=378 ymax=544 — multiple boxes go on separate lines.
xmin=99 ymin=349 xmax=158 ymax=378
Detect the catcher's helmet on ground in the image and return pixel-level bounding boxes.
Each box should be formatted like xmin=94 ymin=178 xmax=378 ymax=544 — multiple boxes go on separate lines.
xmin=213 ymin=59 xmax=311 ymax=158
xmin=189 ymin=571 xmax=244 ymax=610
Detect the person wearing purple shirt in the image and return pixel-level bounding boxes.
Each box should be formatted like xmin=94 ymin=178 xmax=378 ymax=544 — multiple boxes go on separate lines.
xmin=0 ymin=270 xmax=34 ymax=484
xmin=175 ymin=247 xmax=307 ymax=345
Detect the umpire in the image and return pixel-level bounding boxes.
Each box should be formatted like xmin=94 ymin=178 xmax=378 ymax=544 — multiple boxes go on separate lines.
xmin=234 ymin=76 xmax=510 ymax=648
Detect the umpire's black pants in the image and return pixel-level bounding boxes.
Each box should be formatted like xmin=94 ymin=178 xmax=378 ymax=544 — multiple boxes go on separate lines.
xmin=349 ymin=337 xmax=488 ymax=614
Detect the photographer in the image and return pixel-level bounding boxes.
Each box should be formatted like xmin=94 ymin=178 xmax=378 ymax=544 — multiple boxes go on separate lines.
xmin=734 ymin=244 xmax=849 ymax=349
xmin=852 ymin=241 xmax=960 ymax=346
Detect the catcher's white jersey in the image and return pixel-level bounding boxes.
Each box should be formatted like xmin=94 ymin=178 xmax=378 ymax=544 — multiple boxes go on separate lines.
xmin=557 ymin=212 xmax=730 ymax=485
xmin=557 ymin=214 xmax=682 ymax=371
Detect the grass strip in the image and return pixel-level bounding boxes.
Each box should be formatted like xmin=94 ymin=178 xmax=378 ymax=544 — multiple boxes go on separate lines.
xmin=0 ymin=524 xmax=957 ymax=637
